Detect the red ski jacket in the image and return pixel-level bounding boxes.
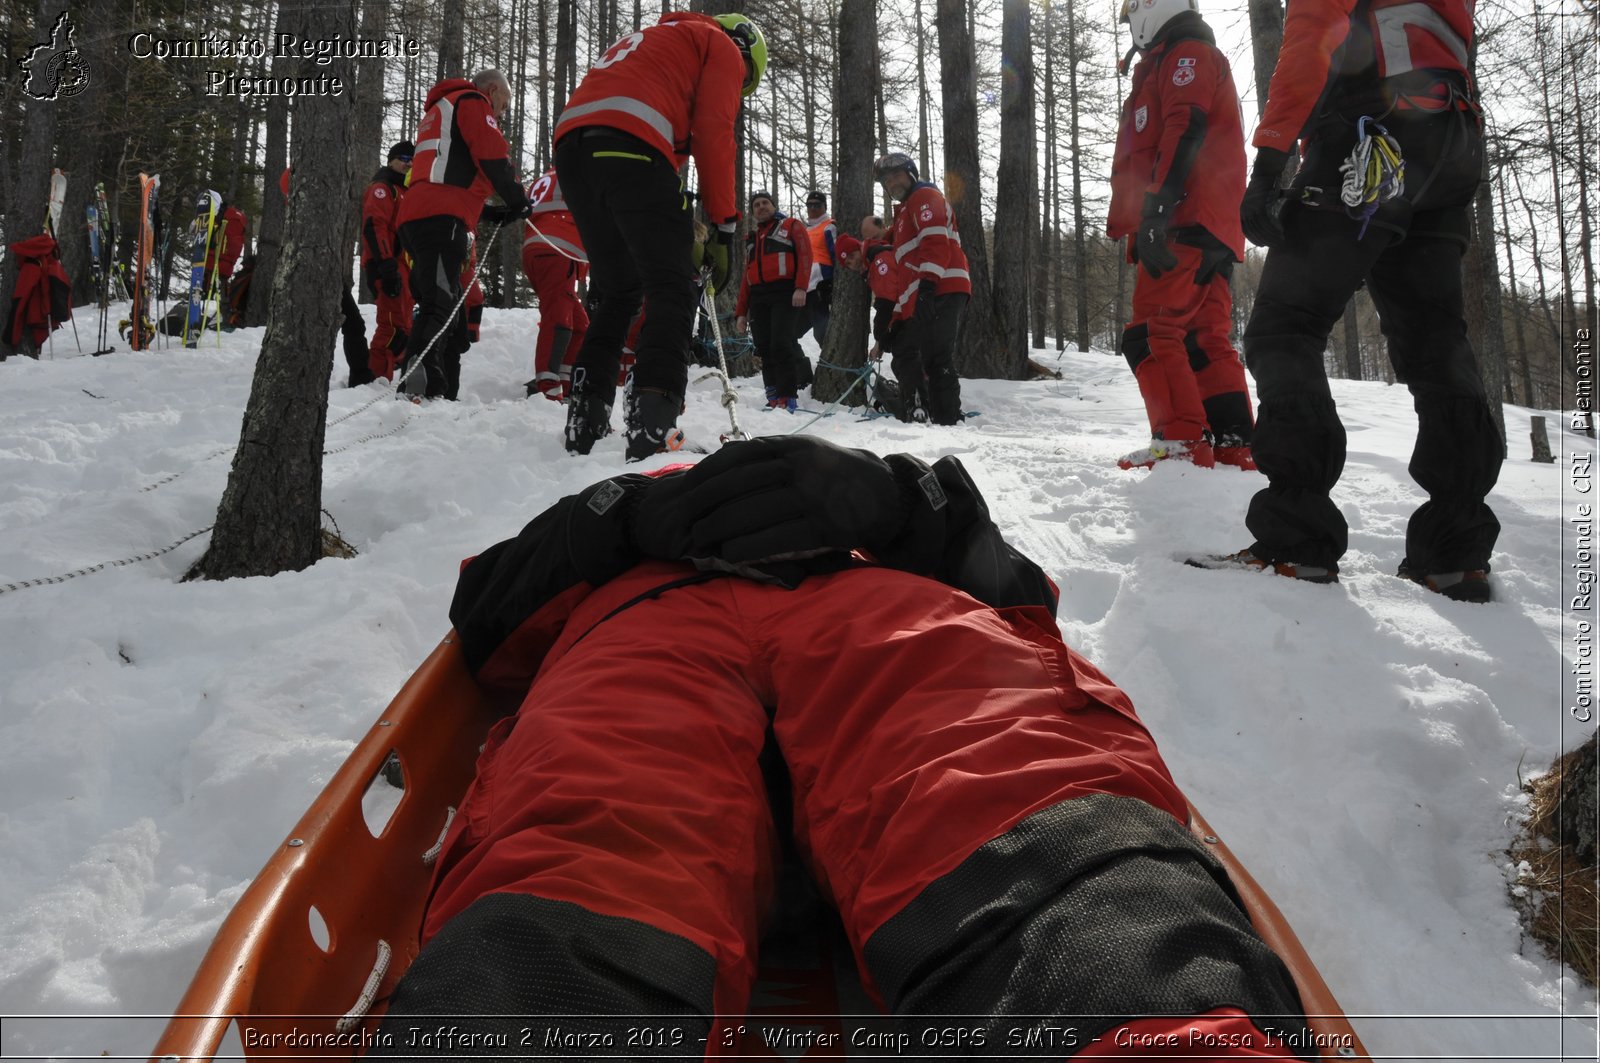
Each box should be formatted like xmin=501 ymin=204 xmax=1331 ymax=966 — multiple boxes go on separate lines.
xmin=1107 ymin=14 xmax=1245 ymax=260
xmin=1255 ymin=0 xmax=1476 ymax=149
xmin=735 ymin=213 xmax=812 ymax=315
xmin=401 ymin=79 xmax=524 ymax=229
xmin=865 ymin=241 xmax=901 ymax=305
xmin=203 ymin=205 xmax=247 ymax=281
xmin=552 ymin=11 xmax=745 ymax=227
xmin=361 ymin=167 xmax=406 ymax=267
xmin=521 ymin=168 xmax=587 ymax=265
xmin=890 ymin=183 xmax=970 ymax=319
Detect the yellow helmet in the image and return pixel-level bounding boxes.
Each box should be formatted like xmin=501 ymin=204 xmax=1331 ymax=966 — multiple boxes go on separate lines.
xmin=714 ymin=12 xmax=767 ymax=97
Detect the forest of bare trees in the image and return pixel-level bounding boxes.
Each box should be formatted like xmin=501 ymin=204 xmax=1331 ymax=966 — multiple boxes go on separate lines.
xmin=0 ymin=0 xmax=1593 ymax=573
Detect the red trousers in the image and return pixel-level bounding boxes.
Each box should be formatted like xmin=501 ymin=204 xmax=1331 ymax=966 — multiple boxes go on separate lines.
xmin=412 ymin=563 xmax=1302 ymax=1058
xmin=522 ymin=248 xmax=588 ymax=398
xmin=367 ymin=273 xmax=413 ymax=381
xmin=1124 ymin=242 xmax=1252 ymax=442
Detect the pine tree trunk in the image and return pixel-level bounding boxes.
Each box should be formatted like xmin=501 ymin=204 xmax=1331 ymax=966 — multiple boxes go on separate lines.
xmin=813 ymin=0 xmax=876 ymax=406
xmin=437 ymin=0 xmax=466 ymax=80
xmin=1247 ymin=0 xmax=1285 ymax=114
xmin=0 ymin=0 xmax=62 ymax=360
xmin=991 ymin=0 xmax=1033 ymax=377
xmin=935 ymin=0 xmax=1006 ymax=377
xmin=1341 ymin=303 xmax=1362 ymax=380
xmin=246 ymin=1 xmax=303 ymax=328
xmin=188 ymin=0 xmax=357 ymax=582
xmin=1067 ymin=0 xmax=1089 ymax=352
xmin=1496 ymin=168 xmax=1535 ymax=405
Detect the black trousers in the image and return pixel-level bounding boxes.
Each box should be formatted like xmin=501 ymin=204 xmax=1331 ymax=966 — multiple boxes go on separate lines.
xmin=894 ymin=292 xmax=968 ymax=424
xmin=748 ymin=285 xmax=805 ymax=400
xmin=340 ymin=286 xmax=371 ymax=385
xmin=555 ymin=129 xmax=696 ymax=405
xmin=399 ymin=214 xmax=469 ymax=399
xmin=1244 ymin=106 xmax=1500 ymax=572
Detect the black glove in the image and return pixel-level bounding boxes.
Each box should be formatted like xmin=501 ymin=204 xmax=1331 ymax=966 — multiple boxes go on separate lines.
xmin=708 ymin=222 xmax=736 ymax=292
xmin=373 ymin=257 xmax=402 ymax=299
xmin=483 ymin=200 xmax=533 ymax=225
xmin=1240 ymin=147 xmax=1293 ymax=249
xmin=633 ymin=436 xmax=911 ymax=564
xmin=1135 ymin=192 xmax=1179 ymax=280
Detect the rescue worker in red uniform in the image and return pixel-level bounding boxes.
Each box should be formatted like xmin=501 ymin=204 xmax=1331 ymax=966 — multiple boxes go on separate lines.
xmin=1108 ymin=0 xmax=1254 ymax=471
xmin=520 ymin=167 xmax=589 ymax=400
xmin=203 ymin=201 xmax=247 ymax=290
xmin=553 ymin=11 xmax=767 ymax=460
xmin=1206 ymin=0 xmax=1497 ymax=601
xmin=837 ymin=228 xmax=913 ymax=420
xmin=733 ymin=190 xmax=812 ymax=411
xmin=360 ymin=140 xmax=414 ymax=383
xmin=398 ymin=69 xmax=530 ymax=401
xmin=875 ymin=152 xmax=970 ymax=425
xmin=367 ymin=435 xmax=1316 ymax=1058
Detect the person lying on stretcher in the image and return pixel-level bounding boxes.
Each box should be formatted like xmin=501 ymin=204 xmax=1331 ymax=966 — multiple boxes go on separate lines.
xmin=370 ymin=435 xmax=1316 ymax=1060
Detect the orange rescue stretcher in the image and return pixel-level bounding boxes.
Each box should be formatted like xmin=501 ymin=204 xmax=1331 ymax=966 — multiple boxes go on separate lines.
xmin=149 ymin=633 xmax=1372 ymax=1061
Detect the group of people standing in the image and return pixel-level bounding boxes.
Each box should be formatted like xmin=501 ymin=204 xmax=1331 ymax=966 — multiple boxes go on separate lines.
xmin=1111 ymin=0 xmax=1498 ymax=602
xmin=357 ymin=0 xmax=1497 ymax=599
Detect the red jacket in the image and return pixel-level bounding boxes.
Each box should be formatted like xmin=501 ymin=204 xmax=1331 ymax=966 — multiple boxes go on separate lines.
xmin=1255 ymin=0 xmax=1475 ymax=149
xmin=1107 ymin=15 xmax=1245 ymax=260
xmin=865 ymin=242 xmax=901 ymax=305
xmin=890 ymin=184 xmax=970 ymax=319
xmin=203 ymin=205 xmax=247 ymax=281
xmin=6 ymin=234 xmax=70 ymax=347
xmin=361 ymin=167 xmax=406 ymax=267
xmin=522 ymin=168 xmax=587 ymax=264
xmin=735 ymin=213 xmax=812 ymax=315
xmin=552 ymin=11 xmax=745 ymax=226
xmin=401 ymin=79 xmax=519 ymax=228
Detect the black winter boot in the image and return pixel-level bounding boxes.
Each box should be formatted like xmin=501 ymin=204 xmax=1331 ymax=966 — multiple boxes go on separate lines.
xmin=624 ymin=387 xmax=683 ymax=462
xmin=564 ymin=368 xmax=614 ymax=455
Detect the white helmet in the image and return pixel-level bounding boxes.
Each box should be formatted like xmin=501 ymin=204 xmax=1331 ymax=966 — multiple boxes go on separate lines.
xmin=1118 ymin=0 xmax=1198 ymax=50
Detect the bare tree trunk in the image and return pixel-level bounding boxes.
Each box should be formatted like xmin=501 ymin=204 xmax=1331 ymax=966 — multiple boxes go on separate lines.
xmin=914 ymin=0 xmax=931 ymax=180
xmin=1067 ymin=0 xmax=1089 ymax=351
xmin=1246 ymin=0 xmax=1285 ymax=115
xmin=0 ymin=0 xmax=62 ymax=359
xmin=991 ymin=0 xmax=1033 ymax=376
xmin=1032 ymin=2 xmax=1053 ymax=350
xmin=935 ymin=0 xmax=1006 ymax=376
xmin=246 ymin=0 xmax=304 ymax=328
xmin=1341 ymin=302 xmax=1362 ymax=380
xmin=189 ymin=0 xmax=358 ymax=582
xmin=814 ymin=0 xmax=877 ymax=405
xmin=1496 ymin=162 xmax=1535 ymax=405
xmin=437 ymin=0 xmax=466 ymax=80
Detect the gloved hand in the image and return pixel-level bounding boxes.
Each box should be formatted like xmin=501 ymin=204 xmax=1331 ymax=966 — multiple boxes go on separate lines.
xmin=1135 ymin=192 xmax=1179 ymax=280
xmin=483 ymin=200 xmax=533 ymax=225
xmin=632 ymin=436 xmax=912 ymax=564
xmin=1240 ymin=147 xmax=1293 ymax=248
xmin=709 ymin=222 xmax=736 ymax=291
xmin=373 ymin=257 xmax=402 ymax=299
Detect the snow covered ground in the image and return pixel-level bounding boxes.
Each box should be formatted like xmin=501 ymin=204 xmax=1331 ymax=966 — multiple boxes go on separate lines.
xmin=0 ymin=302 xmax=1595 ymax=1061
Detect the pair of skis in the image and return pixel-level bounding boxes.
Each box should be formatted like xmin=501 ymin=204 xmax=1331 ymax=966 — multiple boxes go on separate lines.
xmin=181 ymin=190 xmax=222 ymax=348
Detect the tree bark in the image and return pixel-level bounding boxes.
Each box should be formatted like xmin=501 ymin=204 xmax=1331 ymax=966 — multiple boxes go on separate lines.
xmin=991 ymin=0 xmax=1033 ymax=376
xmin=1067 ymin=0 xmax=1089 ymax=352
xmin=437 ymin=0 xmax=466 ymax=81
xmin=1341 ymin=302 xmax=1362 ymax=380
xmin=813 ymin=0 xmax=876 ymax=406
xmin=0 ymin=0 xmax=62 ymax=359
xmin=246 ymin=1 xmax=303 ymax=328
xmin=934 ymin=0 xmax=1007 ymax=377
xmin=189 ymin=0 xmax=358 ymax=581
xmin=1246 ymin=0 xmax=1285 ymax=116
